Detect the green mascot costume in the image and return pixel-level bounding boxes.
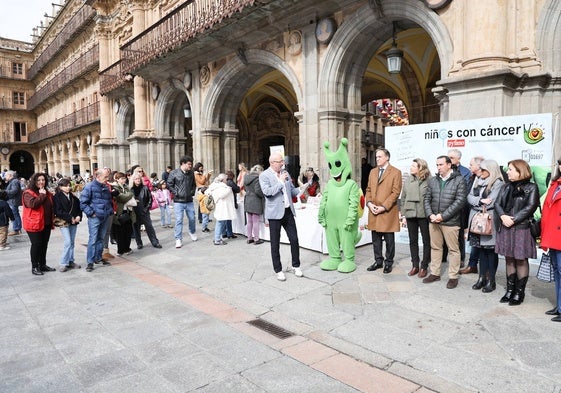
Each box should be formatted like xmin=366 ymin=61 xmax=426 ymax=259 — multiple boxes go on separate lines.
xmin=318 ymin=138 xmax=363 ymax=273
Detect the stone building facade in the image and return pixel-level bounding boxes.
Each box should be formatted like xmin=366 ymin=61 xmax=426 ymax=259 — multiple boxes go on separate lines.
xmin=1 ymin=0 xmax=560 ymax=181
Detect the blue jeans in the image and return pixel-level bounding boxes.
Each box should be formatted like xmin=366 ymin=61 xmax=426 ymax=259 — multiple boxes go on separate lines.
xmin=173 ymin=202 xmax=195 ymax=240
xmin=214 ymin=220 xmax=226 ymax=243
xmin=9 ymin=204 xmax=21 ymax=232
xmin=551 ymin=249 xmax=561 ymax=311
xmin=59 ymin=224 xmax=78 ymax=266
xmin=86 ymin=215 xmax=110 ymax=264
xmin=159 ymin=205 xmax=171 ymax=226
xmin=221 ymin=220 xmax=233 ymax=237
xmin=201 ymin=212 xmax=209 ymax=230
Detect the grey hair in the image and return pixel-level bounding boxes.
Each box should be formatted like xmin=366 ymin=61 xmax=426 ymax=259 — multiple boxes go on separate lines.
xmin=213 ymin=173 xmax=227 ymax=183
xmin=250 ymin=164 xmax=264 ymax=173
xmin=5 ymin=170 xmax=16 ymax=177
xmin=448 ymin=148 xmax=462 ymax=159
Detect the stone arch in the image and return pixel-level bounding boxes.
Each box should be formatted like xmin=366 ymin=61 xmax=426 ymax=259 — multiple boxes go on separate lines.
xmin=319 ymin=0 xmax=453 ymax=110
xmin=536 ymin=0 xmax=561 ymax=73
xmin=115 ymin=97 xmax=135 ymax=142
xmin=154 ymin=83 xmax=191 ymax=138
xmin=201 ymin=48 xmax=303 ymax=131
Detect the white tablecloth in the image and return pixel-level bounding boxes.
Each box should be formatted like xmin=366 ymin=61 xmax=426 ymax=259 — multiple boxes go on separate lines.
xmin=231 ymin=201 xmax=372 ymax=254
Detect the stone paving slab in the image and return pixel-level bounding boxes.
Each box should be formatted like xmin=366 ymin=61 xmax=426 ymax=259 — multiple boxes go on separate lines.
xmin=2 ymin=212 xmax=561 ymax=392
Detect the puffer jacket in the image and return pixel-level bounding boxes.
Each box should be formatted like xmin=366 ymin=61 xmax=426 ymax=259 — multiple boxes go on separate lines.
xmin=243 ymin=172 xmax=264 ymax=215
xmin=79 ymin=180 xmax=114 ymax=219
xmin=167 ymin=168 xmax=195 ymax=203
xmin=424 ymin=170 xmax=467 ymax=226
xmin=494 ymin=180 xmax=539 ymax=231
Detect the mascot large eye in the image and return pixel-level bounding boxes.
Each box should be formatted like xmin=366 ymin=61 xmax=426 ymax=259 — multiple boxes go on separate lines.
xmin=335 ymin=160 xmax=341 ymax=168
xmin=328 ymin=163 xmax=332 ymax=169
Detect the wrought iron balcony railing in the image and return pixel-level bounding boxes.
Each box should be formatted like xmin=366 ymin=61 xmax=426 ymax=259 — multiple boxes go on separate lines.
xmin=100 ymin=0 xmax=255 ymax=95
xmin=28 ymin=5 xmax=96 ymax=80
xmin=28 ymin=45 xmax=99 ymax=110
xmin=28 ymin=101 xmax=100 ymax=143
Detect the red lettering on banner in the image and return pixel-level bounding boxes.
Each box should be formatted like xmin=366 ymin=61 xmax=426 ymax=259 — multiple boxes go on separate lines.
xmin=447 ymin=139 xmax=465 ymax=147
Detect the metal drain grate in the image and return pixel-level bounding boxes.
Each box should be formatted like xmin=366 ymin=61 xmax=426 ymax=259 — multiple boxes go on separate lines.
xmin=247 ymin=318 xmax=294 ymax=339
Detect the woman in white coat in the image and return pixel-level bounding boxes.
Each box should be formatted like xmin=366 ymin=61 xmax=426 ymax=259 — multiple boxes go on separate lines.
xmin=207 ymin=173 xmax=236 ymax=245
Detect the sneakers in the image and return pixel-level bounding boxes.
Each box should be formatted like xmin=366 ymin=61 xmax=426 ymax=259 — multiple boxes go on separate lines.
xmin=276 ymin=271 xmax=286 ymax=281
xmin=286 ymin=265 xmax=303 ymax=277
xmin=189 ymin=232 xmax=198 ymax=242
xmin=68 ymin=262 xmax=81 ymax=269
xmin=422 ymin=274 xmax=441 ymax=284
xmin=214 ymin=240 xmax=227 ymax=245
xmin=0 ymin=246 xmax=10 ymax=251
xmin=175 ymin=239 xmax=182 ymax=248
xmin=59 ymin=266 xmax=68 ymax=272
xmin=86 ymin=264 xmax=94 ymax=272
xmin=202 ymin=228 xmax=210 ymax=233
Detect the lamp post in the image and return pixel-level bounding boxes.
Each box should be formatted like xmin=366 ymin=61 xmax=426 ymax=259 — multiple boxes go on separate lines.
xmin=386 ymin=22 xmax=403 ymax=74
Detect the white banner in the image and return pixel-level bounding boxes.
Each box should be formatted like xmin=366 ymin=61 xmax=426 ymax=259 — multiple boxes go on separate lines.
xmin=385 ymin=113 xmax=554 ymax=246
xmin=386 ymin=113 xmax=553 ymax=192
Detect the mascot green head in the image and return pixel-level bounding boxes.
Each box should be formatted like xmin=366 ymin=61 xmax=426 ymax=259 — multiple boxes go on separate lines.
xmin=324 ymin=138 xmax=352 ymax=187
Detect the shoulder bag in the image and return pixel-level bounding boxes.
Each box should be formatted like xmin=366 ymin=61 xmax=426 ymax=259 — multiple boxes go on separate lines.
xmin=536 ymin=252 xmax=554 ymax=283
xmin=469 ymin=205 xmax=492 ymax=236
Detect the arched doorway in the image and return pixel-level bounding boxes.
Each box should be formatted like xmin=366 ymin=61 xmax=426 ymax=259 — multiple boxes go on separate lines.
xmin=9 ymin=150 xmax=34 ymax=179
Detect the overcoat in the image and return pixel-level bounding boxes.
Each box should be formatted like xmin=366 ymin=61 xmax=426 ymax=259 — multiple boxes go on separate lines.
xmin=364 ymin=164 xmax=402 ymax=232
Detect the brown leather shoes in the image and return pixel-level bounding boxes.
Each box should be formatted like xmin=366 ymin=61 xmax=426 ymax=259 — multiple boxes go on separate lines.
xmin=423 ymin=274 xmax=441 ymax=284
xmin=459 ymin=266 xmax=478 ymax=274
xmin=418 ymin=269 xmax=428 ymax=278
xmin=446 ymin=278 xmax=459 ymax=289
xmin=408 ymin=267 xmax=419 ymax=276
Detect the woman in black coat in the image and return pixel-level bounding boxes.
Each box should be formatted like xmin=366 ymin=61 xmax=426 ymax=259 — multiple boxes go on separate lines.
xmin=494 ymin=159 xmax=540 ymax=305
xmin=53 ymin=178 xmax=83 ymax=272
xmin=131 ymin=173 xmax=161 ymax=249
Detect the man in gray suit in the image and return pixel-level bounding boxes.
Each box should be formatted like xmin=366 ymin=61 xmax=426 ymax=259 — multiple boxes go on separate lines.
xmin=259 ymin=152 xmax=303 ymax=281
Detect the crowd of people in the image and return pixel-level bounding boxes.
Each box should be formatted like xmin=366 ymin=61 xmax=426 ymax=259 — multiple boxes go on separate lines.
xmin=364 ymin=148 xmax=561 ymax=322
xmin=1 ymin=149 xmax=560 ymax=322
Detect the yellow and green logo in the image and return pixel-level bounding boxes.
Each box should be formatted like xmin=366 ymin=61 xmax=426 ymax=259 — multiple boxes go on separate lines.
xmin=524 ymin=124 xmax=545 ymax=144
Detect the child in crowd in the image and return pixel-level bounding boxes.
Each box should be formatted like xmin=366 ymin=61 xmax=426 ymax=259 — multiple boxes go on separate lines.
xmin=0 ymin=190 xmax=15 ymax=250
xmin=196 ymin=186 xmax=211 ymax=232
xmin=154 ymin=180 xmax=172 ymax=228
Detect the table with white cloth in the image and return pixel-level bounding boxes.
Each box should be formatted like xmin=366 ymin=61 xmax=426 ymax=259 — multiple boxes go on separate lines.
xmin=231 ymin=200 xmax=372 ymax=254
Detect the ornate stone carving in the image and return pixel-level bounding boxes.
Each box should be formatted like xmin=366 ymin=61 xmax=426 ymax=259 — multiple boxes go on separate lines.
xmin=287 ymin=30 xmax=302 ymax=56
xmin=200 ymin=65 xmax=211 ymax=87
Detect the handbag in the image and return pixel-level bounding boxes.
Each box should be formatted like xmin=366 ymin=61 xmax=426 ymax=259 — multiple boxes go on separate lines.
xmin=536 ymin=252 xmax=554 ymax=282
xmin=53 ymin=217 xmax=68 ymax=227
xmin=117 ymin=210 xmax=131 ymax=224
xmin=150 ymin=192 xmax=159 ymax=210
xmin=529 ymin=218 xmax=541 ymax=240
xmin=469 ymin=205 xmax=492 ymax=235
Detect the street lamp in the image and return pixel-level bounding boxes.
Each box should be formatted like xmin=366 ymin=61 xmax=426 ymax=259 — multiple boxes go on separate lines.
xmin=386 ymin=22 xmax=403 ymax=74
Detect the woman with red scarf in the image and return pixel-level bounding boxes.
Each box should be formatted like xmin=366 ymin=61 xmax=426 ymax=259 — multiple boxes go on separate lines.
xmin=22 ymin=173 xmax=55 ymax=275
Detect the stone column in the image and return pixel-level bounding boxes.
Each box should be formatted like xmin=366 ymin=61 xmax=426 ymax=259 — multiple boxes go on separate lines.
xmin=200 ymin=129 xmax=222 ymax=173
xmin=223 ymin=129 xmax=239 ymax=172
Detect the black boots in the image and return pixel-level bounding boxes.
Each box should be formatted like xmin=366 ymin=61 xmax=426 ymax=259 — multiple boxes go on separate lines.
xmin=500 ymin=273 xmax=517 ymax=303
xmin=472 ymin=276 xmax=487 ymax=290
xmin=482 ymin=279 xmax=496 ymax=293
xmin=509 ymin=276 xmax=528 ymax=306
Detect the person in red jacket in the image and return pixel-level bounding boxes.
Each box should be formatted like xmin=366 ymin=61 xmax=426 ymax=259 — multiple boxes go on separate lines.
xmin=541 ymin=158 xmax=561 ymax=322
xmin=22 ymin=173 xmax=55 ymax=275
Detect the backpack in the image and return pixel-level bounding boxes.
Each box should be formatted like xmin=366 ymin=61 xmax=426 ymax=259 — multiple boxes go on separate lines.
xmin=204 ymin=194 xmax=215 ymax=211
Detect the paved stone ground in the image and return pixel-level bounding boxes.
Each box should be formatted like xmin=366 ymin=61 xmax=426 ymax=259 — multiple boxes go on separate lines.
xmin=1 ymin=211 xmax=560 ymax=393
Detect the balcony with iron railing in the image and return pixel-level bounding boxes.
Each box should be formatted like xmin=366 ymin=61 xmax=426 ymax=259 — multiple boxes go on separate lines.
xmin=28 ymin=101 xmax=100 ymax=143
xmin=28 ymin=45 xmax=99 ymax=110
xmin=28 ymin=5 xmax=96 ymax=80
xmin=100 ymin=0 xmax=255 ymax=95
